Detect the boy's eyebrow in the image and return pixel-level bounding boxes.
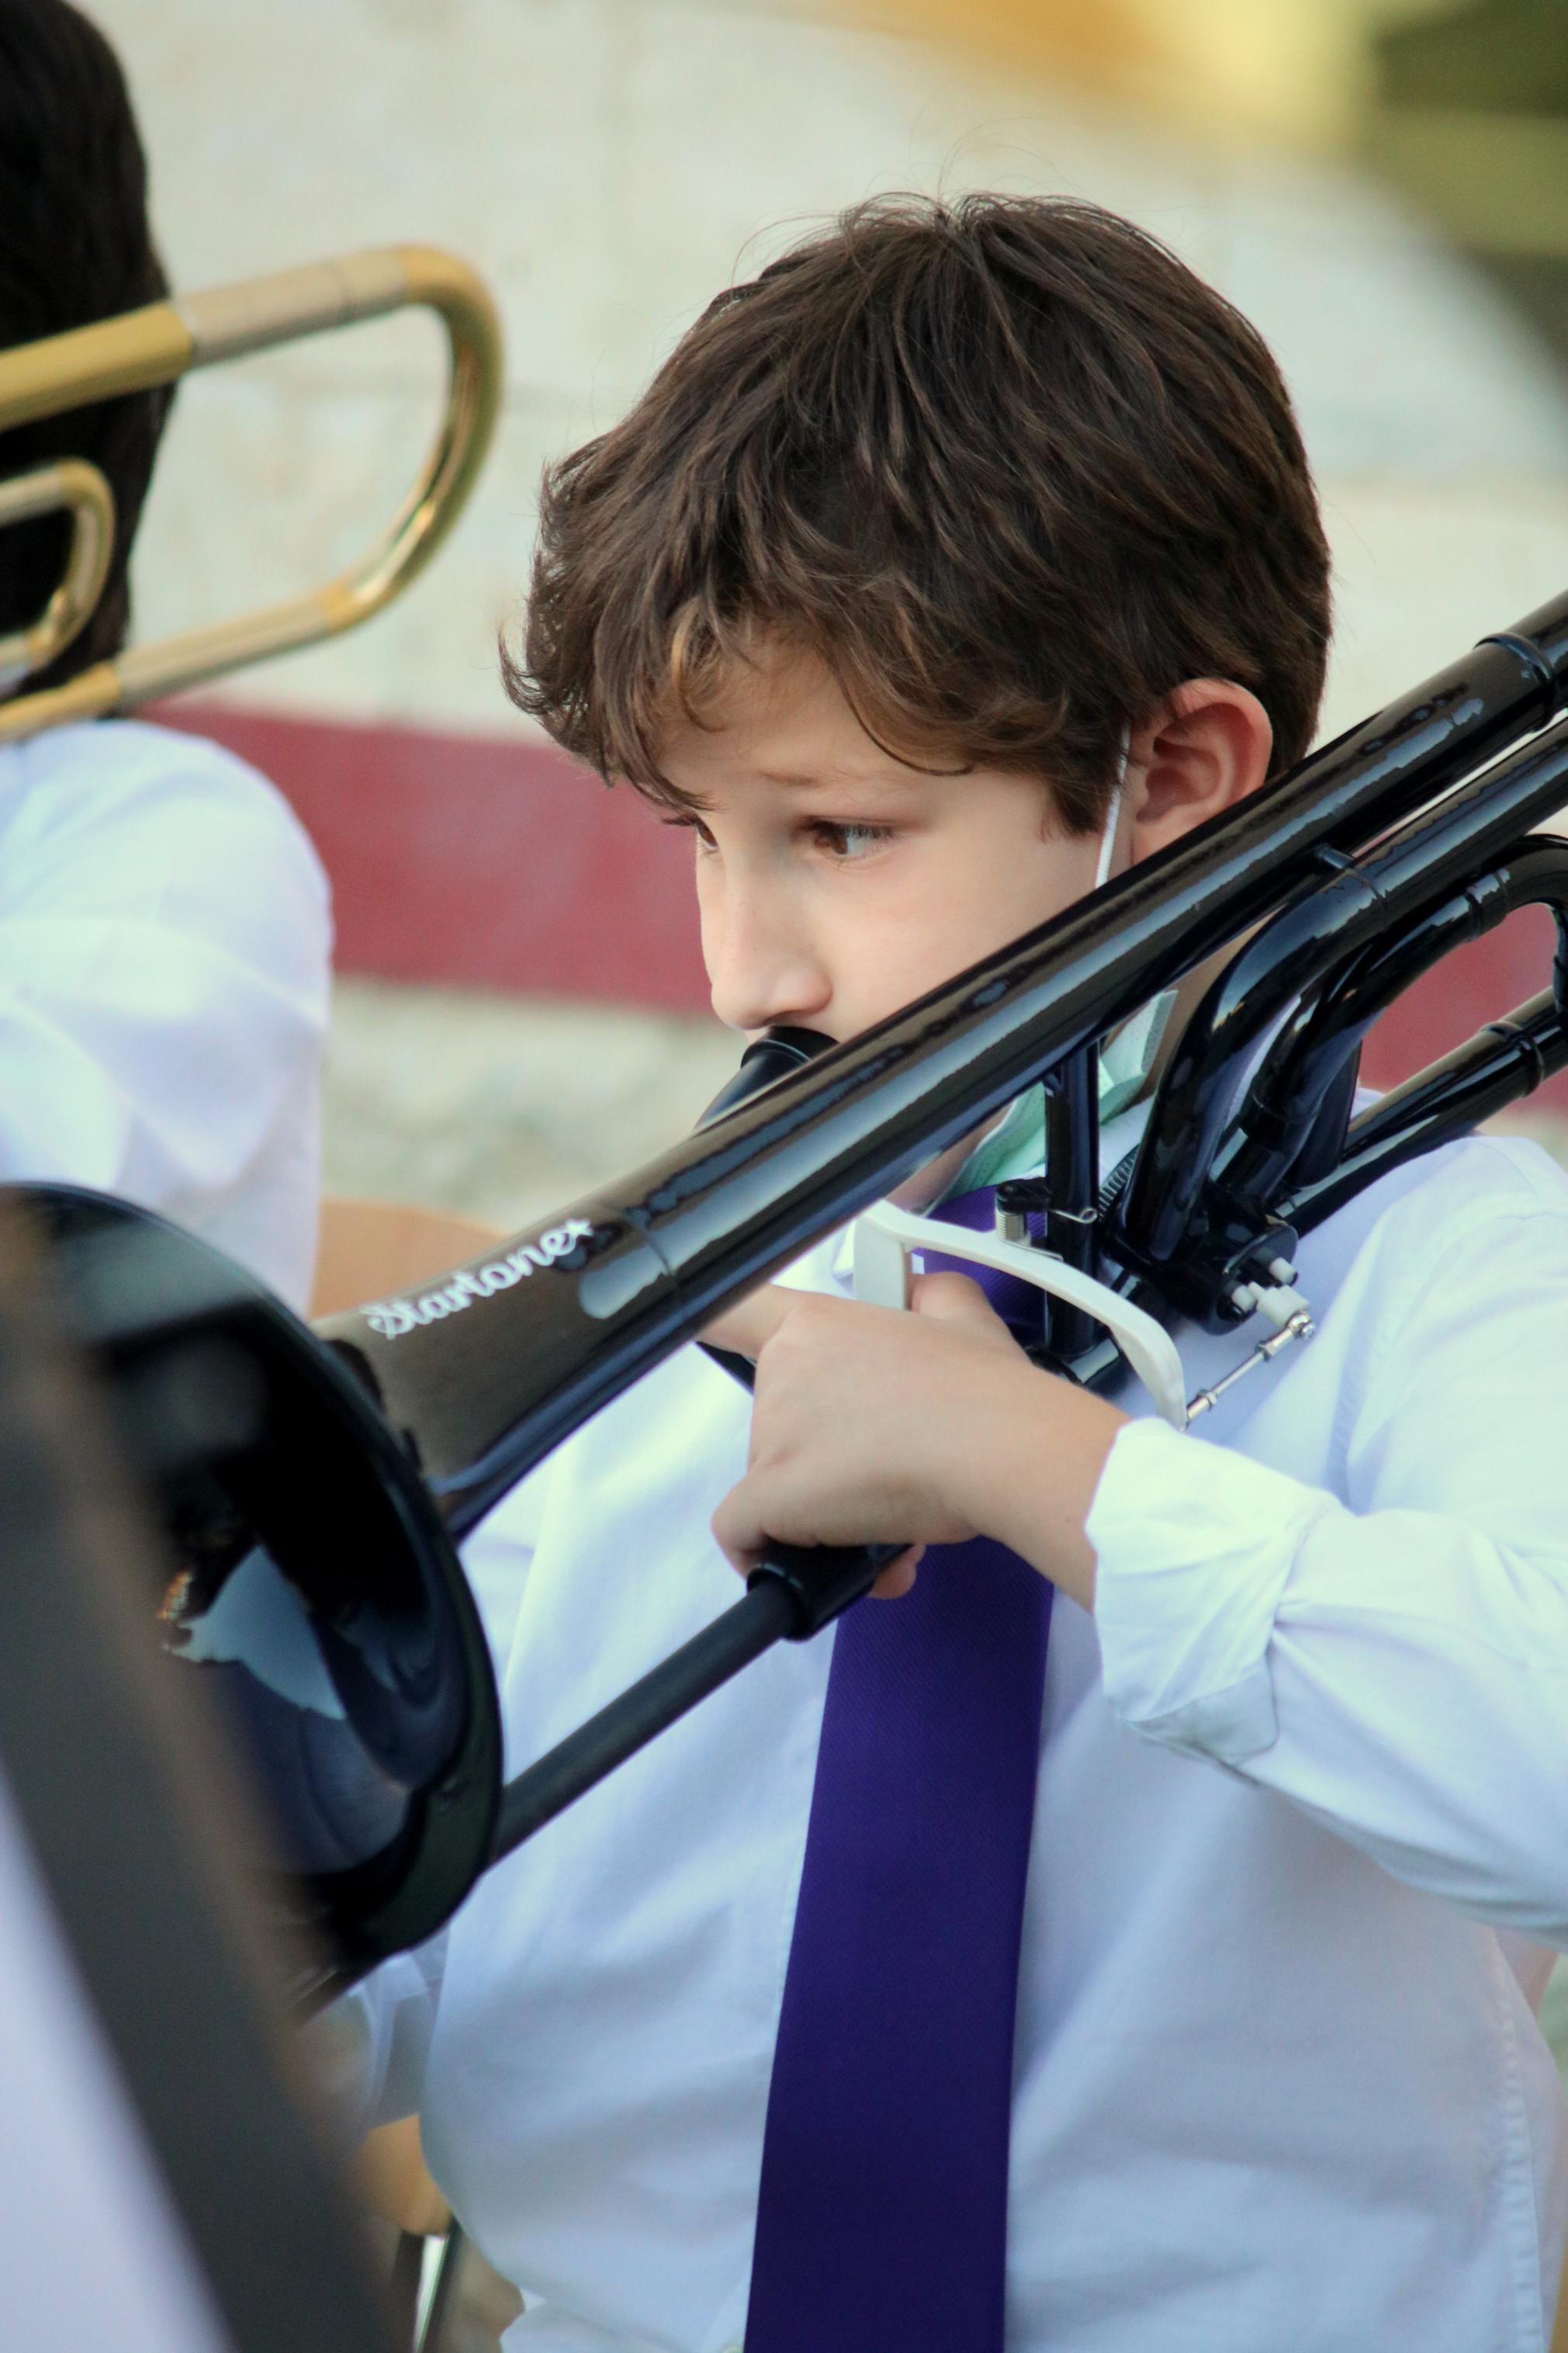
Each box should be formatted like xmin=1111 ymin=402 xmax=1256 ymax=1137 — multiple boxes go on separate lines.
xmin=753 ymin=765 xmax=918 ymax=790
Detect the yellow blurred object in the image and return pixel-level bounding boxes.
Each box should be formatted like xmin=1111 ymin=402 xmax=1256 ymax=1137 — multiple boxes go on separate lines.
xmin=311 ymin=1197 xmax=504 ymax=1320
xmin=1369 ymin=106 xmax=1568 ymax=256
xmin=846 ymin=0 xmax=1457 ymax=151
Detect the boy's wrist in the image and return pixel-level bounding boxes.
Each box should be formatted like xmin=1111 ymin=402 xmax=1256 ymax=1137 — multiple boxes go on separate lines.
xmin=954 ymin=1361 xmax=1128 ymax=1610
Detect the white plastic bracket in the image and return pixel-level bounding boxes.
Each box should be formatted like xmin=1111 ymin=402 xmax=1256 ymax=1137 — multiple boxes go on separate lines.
xmin=851 ymin=1199 xmax=1192 ymax=1430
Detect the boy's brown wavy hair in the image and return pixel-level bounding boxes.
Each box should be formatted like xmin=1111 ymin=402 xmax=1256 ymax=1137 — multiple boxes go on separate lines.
xmin=507 ymin=193 xmax=1331 ymax=833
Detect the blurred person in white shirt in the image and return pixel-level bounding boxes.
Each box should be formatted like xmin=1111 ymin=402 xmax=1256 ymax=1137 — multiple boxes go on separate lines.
xmin=0 ymin=0 xmax=328 ymax=1310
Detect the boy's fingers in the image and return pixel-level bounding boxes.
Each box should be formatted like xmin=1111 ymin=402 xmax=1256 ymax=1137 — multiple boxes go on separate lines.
xmin=712 ymin=1485 xmax=924 ymax=1600
xmin=701 ymin=1281 xmax=797 ymax=1360
xmin=870 ymin=1546 xmax=923 ymax=1599
xmin=708 ymin=1271 xmax=999 ymax=1352
xmin=711 ymin=1481 xmax=769 ymax=1573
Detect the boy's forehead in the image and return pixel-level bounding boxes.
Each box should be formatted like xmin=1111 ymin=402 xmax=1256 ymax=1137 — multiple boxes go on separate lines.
xmin=658 ymin=646 xmax=927 ymax=797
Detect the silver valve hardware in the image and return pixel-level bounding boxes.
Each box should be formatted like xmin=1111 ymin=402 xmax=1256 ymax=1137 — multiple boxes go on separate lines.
xmin=995 ymin=1193 xmax=1035 ymax=1247
xmin=1188 ymin=1287 xmax=1317 ymax=1422
xmin=853 ymin=1202 xmax=1316 ymax=1433
xmin=987 ymin=1195 xmax=1316 ymax=1430
xmin=993 ymin=1194 xmax=1096 ymax=1246
xmin=1225 ymin=1256 xmax=1300 ymax=1319
xmin=992 ymin=1176 xmax=1099 ymax=1249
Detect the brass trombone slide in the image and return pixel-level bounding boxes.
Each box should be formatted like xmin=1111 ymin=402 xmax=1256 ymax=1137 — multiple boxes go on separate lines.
xmin=0 ymin=459 xmax=115 ymax=696
xmin=0 ymin=245 xmax=504 ymax=742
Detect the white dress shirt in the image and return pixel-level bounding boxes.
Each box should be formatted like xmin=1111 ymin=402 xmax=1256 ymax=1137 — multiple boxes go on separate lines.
xmin=0 ymin=718 xmax=330 ymax=1308
xmin=351 ymin=1113 xmax=1568 ymax=2351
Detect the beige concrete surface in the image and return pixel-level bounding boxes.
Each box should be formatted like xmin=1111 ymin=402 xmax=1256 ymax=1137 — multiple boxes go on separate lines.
xmin=323 ymin=975 xmax=739 ymax=1228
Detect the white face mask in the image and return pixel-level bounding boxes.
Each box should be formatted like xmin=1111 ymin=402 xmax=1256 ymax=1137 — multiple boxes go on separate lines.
xmin=1092 ymin=733 xmax=1179 ymax=1122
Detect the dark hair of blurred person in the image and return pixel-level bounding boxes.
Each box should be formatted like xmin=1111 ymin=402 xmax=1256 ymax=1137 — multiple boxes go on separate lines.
xmin=0 ymin=0 xmax=171 ymax=696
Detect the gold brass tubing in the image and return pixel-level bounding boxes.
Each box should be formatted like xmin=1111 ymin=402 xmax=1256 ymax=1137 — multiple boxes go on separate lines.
xmin=0 ymin=309 xmax=192 ymax=432
xmin=0 ymin=459 xmax=116 ymax=695
xmin=0 ymin=244 xmax=504 ymax=743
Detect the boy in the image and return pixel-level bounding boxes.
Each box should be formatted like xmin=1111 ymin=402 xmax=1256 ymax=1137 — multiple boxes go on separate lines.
xmin=359 ymin=196 xmax=1568 ymax=2348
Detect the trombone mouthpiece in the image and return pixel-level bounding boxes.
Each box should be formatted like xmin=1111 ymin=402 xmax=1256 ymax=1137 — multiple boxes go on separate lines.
xmin=698 ymin=1027 xmax=833 ymax=1126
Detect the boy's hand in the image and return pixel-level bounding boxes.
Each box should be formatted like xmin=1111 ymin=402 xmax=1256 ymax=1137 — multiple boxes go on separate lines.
xmin=708 ymin=1276 xmax=1128 ymax=1609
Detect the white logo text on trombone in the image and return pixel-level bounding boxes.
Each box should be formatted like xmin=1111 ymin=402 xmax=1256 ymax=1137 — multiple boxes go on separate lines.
xmin=362 ymin=1218 xmax=597 ymax=1339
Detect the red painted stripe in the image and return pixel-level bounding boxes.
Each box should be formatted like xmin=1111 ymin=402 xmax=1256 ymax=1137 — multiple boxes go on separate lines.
xmin=153 ymin=698 xmax=1567 ymax=1111
xmin=1359 ymin=903 xmax=1568 ymax=1114
xmin=151 ymin=698 xmax=712 ymax=1012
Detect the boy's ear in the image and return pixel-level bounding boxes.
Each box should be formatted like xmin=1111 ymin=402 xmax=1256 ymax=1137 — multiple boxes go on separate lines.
xmin=1126 ymin=680 xmax=1273 ymax=861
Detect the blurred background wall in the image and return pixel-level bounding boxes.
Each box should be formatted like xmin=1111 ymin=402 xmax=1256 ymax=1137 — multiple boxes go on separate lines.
xmin=80 ymin=0 xmax=1568 ymax=1225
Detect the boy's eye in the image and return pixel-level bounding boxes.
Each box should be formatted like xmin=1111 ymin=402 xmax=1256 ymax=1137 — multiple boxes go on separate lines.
xmin=809 ymin=820 xmax=895 ymax=861
xmin=662 ymin=814 xmax=718 ymax=851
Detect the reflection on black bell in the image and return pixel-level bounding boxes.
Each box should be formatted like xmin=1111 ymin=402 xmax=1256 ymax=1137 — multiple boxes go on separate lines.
xmin=20 ymin=1183 xmax=501 ymax=2000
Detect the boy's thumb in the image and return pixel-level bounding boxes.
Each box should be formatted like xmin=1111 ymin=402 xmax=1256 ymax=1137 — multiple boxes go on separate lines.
xmin=909 ymin=1269 xmax=1000 ymax=1326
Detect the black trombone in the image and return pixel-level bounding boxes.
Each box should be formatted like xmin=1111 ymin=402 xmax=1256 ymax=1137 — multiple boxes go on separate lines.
xmin=19 ymin=590 xmax=1568 ymax=2000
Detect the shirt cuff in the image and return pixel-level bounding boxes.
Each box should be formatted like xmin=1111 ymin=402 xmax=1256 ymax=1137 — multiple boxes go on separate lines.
xmin=1086 ymin=1419 xmax=1338 ymax=1766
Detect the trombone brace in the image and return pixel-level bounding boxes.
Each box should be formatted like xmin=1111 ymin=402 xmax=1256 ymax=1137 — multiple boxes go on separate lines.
xmin=851 ymin=1199 xmax=1314 ymax=1431
xmin=851 ymin=1199 xmax=1190 ymax=1428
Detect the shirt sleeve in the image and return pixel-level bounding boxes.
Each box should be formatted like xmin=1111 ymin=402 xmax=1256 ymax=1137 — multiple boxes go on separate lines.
xmin=1089 ymin=1178 xmax=1568 ymax=1943
xmin=0 ymin=726 xmax=330 ymax=1300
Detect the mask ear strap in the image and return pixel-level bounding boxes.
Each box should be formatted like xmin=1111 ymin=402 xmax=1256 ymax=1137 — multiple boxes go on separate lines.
xmin=1094 ymin=725 xmax=1133 ymax=891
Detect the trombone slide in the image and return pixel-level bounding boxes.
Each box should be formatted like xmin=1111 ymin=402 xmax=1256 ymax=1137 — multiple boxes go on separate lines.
xmin=0 ymin=246 xmax=503 ymax=740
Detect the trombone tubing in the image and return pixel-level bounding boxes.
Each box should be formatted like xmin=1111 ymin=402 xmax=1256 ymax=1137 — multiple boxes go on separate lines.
xmin=0 ymin=245 xmax=503 ymax=742
xmin=0 ymin=459 xmax=115 ymax=694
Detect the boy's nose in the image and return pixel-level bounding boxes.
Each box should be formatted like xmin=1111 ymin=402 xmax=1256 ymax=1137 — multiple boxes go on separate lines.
xmin=702 ymin=892 xmax=832 ymax=1035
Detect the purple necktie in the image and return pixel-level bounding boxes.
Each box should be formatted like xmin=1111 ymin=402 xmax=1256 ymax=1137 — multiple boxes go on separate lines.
xmin=744 ymin=1187 xmax=1052 ymax=2352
